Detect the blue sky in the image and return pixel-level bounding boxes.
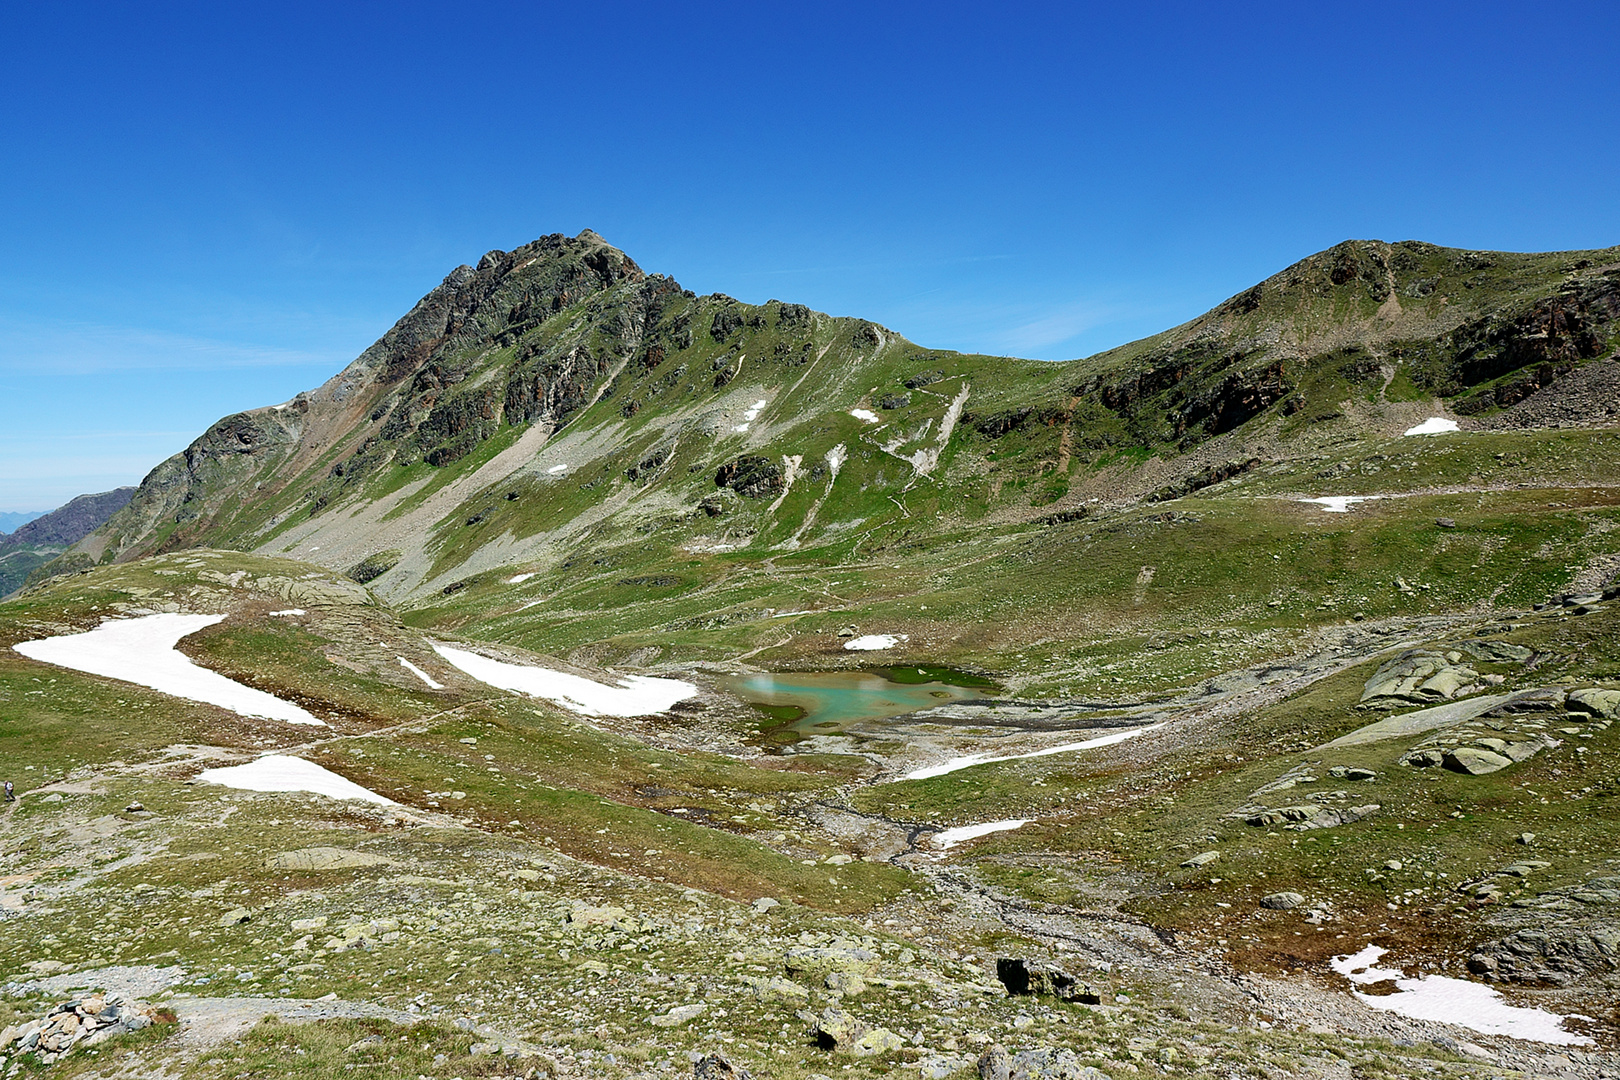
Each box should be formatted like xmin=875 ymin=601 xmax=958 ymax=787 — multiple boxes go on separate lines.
xmin=3 ymin=1 xmax=1618 ymax=512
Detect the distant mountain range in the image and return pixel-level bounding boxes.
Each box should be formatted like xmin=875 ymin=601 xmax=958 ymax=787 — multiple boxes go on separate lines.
xmin=0 ymin=486 xmax=133 ymax=595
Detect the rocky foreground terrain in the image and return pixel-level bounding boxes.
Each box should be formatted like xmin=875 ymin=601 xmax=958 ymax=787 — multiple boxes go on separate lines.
xmin=2 ymin=235 xmax=1618 ymax=1078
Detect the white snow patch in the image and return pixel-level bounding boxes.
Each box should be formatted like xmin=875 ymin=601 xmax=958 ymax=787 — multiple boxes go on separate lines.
xmin=547 ymin=464 xmax=569 ymax=475
xmin=268 ymin=609 xmax=305 ymax=617
xmin=12 ymin=613 xmax=324 ymax=726
xmin=432 ymin=644 xmax=697 ymax=717
xmin=506 ymin=572 xmax=536 ymax=584
xmin=734 ymin=399 xmax=769 ymax=432
xmin=906 ymin=723 xmax=1165 ymax=780
xmin=849 ymin=408 xmax=880 ymax=423
xmin=933 ymin=819 xmax=1030 ymax=850
xmin=1301 ymin=496 xmax=1381 ymax=513
xmin=1404 ymin=417 xmax=1461 ymax=436
xmin=398 ymin=657 xmax=443 ymax=689
xmin=198 ymin=755 xmax=394 ymax=805
xmin=1331 ymin=945 xmax=1591 ymax=1044
xmin=844 ymin=634 xmax=907 ymax=651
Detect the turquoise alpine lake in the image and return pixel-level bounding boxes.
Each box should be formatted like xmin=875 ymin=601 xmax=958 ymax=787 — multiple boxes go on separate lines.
xmin=730 ymin=669 xmax=985 ymax=734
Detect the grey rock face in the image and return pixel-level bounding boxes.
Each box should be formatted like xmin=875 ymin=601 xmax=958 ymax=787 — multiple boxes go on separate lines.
xmin=715 ymin=456 xmax=785 ymax=499
xmin=1471 ymin=874 xmax=1620 ymax=986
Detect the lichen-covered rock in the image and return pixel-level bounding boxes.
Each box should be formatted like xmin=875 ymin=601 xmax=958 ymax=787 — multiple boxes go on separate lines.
xmin=803 ymin=1006 xmax=868 ymax=1050
xmin=1568 ymin=687 xmax=1620 ymax=720
xmin=853 ymin=1027 xmax=903 ymax=1056
xmin=978 ymin=1044 xmax=1112 ymax=1080
xmin=1246 ymin=804 xmax=1378 ymax=830
xmin=995 ymin=959 xmax=1100 ymax=1003
xmin=744 ymin=975 xmax=809 ymax=1004
xmin=784 ymin=943 xmax=878 ymax=981
xmin=1444 ymin=747 xmax=1513 ymax=775
xmin=1360 ymin=650 xmax=1480 ymax=705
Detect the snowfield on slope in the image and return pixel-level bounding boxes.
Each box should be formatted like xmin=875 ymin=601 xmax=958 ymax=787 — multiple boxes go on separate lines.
xmin=12 ymin=613 xmax=324 ymax=726
xmin=1300 ymin=495 xmax=1382 ymax=513
xmin=398 ymin=657 xmax=444 ymax=689
xmin=432 ymin=644 xmax=697 ymax=716
xmin=198 ymin=755 xmax=395 ymax=805
xmin=1404 ymin=417 xmax=1461 ymax=436
xmin=932 ymin=819 xmax=1031 ymax=850
xmin=844 ymin=633 xmax=907 ymax=651
xmin=1331 ymin=945 xmax=1591 ymax=1044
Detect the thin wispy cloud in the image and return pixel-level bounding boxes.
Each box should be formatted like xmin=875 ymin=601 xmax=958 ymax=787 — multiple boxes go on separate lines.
xmin=987 ymin=300 xmax=1124 ymax=355
xmin=884 ymin=289 xmax=1169 ymax=361
xmin=0 ymin=430 xmax=198 ymax=443
xmin=0 ymin=319 xmax=348 ymax=375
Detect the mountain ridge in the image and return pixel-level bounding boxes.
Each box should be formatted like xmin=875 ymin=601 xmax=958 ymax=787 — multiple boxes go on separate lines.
xmin=33 ymin=233 xmax=1620 ymax=605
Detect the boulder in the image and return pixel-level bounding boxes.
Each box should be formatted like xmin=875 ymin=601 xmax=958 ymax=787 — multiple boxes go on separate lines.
xmin=1260 ymin=892 xmax=1306 ymax=910
xmin=1180 ymin=851 xmax=1219 ymax=868
xmin=745 ymin=976 xmax=809 ymax=1004
xmin=1327 ymin=766 xmax=1377 ymax=781
xmin=567 ymin=904 xmax=633 ymax=930
xmin=1456 ymin=640 xmax=1536 ymax=664
xmin=853 ymin=1027 xmax=903 ymax=1056
xmin=920 ymin=1053 xmax=976 ymax=1078
xmin=694 ymin=1052 xmax=750 ymax=1080
xmin=651 ymin=1003 xmax=706 ymax=1028
xmin=804 ymin=1006 xmax=867 ymax=1050
xmin=1568 ymin=688 xmax=1620 ymax=720
xmin=825 ymin=970 xmax=867 ymax=995
xmin=785 ymin=943 xmax=877 ymax=982
xmin=978 ymin=1044 xmax=1113 ymax=1080
xmin=1443 ymin=747 xmax=1513 ymax=775
xmin=1482 ymin=687 xmax=1564 ymax=715
xmin=1246 ymin=805 xmax=1323 ymax=827
xmin=995 ymin=959 xmax=1100 ymax=1003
